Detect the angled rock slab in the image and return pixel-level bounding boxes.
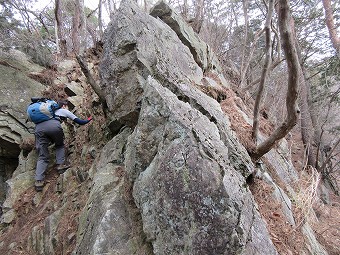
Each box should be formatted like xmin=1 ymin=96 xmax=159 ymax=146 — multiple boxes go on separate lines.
xmin=74 ymin=128 xmax=153 ymax=255
xmin=128 ymin=77 xmax=277 ymax=255
xmin=99 ymin=1 xmax=278 ymax=254
xmin=65 ymin=81 xmax=84 ymax=97
xmin=100 ymin=0 xmax=244 ymax=172
xmin=100 ymin=0 xmax=203 ymax=126
xmin=150 ymin=0 xmax=222 ymax=74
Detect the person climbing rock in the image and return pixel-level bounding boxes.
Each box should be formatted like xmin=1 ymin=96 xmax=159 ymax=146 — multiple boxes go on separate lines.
xmin=33 ymin=100 xmax=92 ymax=191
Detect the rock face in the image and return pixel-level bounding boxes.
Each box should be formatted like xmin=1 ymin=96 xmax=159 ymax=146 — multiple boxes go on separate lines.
xmin=0 ymin=1 xmax=330 ymax=255
xmin=128 ymin=77 xmax=276 ymax=254
xmin=100 ymin=0 xmax=203 ymax=128
xmin=150 ymin=1 xmax=222 ymax=74
xmin=80 ymin=0 xmax=277 ymax=254
xmin=75 ymin=127 xmax=153 ymax=255
xmin=0 ymin=49 xmax=45 ymax=203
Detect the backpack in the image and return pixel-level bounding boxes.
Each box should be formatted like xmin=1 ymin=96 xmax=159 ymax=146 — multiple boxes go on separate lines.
xmin=27 ymin=98 xmax=60 ymax=124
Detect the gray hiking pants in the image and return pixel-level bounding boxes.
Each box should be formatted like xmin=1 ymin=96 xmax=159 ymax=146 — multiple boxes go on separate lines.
xmin=35 ymin=119 xmax=65 ymax=181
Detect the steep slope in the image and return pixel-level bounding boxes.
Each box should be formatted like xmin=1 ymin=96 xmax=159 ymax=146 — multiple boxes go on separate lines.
xmin=0 ymin=0 xmax=337 ymax=255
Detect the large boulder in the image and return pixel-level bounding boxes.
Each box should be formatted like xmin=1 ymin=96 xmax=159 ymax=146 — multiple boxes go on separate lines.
xmin=129 ymin=77 xmax=277 ymax=254
xmin=91 ymin=0 xmax=278 ymax=254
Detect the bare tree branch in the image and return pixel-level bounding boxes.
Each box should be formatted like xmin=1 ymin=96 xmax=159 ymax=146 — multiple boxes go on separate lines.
xmin=251 ymin=0 xmax=300 ymax=160
xmin=244 ymin=59 xmax=284 ymax=90
xmin=252 ymin=0 xmax=274 ymax=144
xmin=319 ymin=138 xmax=340 ymax=173
xmin=76 ymin=54 xmax=106 ymax=105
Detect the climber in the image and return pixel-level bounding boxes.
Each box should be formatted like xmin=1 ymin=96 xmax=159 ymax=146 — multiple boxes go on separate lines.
xmin=33 ymin=100 xmax=92 ymax=191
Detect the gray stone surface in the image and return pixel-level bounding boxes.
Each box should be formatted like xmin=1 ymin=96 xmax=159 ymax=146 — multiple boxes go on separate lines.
xmin=100 ymin=0 xmax=203 ymax=127
xmin=75 ymin=128 xmax=153 ymax=255
xmin=96 ymin=0 xmax=277 ymax=254
xmin=0 ymin=49 xmax=44 ymax=195
xmin=129 ymin=77 xmax=277 ymax=254
xmin=27 ymin=208 xmax=63 ymax=254
xmin=0 ymin=1 xmax=329 ymax=255
xmin=150 ymin=1 xmax=222 ymax=74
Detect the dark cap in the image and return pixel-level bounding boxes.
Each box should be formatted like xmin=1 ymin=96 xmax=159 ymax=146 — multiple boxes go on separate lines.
xmin=57 ymin=100 xmax=69 ymax=107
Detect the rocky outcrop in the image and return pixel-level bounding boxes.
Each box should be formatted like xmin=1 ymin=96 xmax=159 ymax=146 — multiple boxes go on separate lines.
xmin=76 ymin=127 xmax=153 ymax=255
xmin=150 ymin=1 xmax=222 ymax=74
xmin=0 ymin=50 xmax=45 ymax=203
xmin=0 ymin=48 xmax=103 ymax=254
xmin=0 ymin=1 xmax=331 ymax=255
xmin=129 ymin=77 xmax=276 ymax=254
xmin=100 ymin=0 xmax=203 ymax=128
xmin=90 ymin=0 xmax=277 ymax=254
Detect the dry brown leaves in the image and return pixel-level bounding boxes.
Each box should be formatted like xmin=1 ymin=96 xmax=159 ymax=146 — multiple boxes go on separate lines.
xmin=312 ymin=194 xmax=340 ymax=255
xmin=0 ymin=169 xmax=61 ymax=255
xmin=219 ymin=89 xmax=256 ymax=152
xmin=42 ymin=83 xmax=68 ymax=101
xmin=250 ymin=178 xmax=305 ymax=255
xmin=28 ymin=68 xmax=57 ymax=86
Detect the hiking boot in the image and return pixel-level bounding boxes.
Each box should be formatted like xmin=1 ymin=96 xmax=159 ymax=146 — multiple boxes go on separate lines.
xmin=57 ymin=163 xmax=70 ymax=174
xmin=35 ymin=180 xmax=44 ymax=191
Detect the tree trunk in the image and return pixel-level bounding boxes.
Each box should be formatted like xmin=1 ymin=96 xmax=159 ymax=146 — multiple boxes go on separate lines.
xmin=72 ymin=0 xmax=86 ymax=54
xmin=76 ymin=55 xmax=106 ymax=105
xmin=315 ymin=88 xmax=340 ymax=169
xmin=322 ymin=0 xmax=340 ymax=56
xmin=143 ymin=0 xmax=149 ymax=12
xmin=191 ymin=0 xmax=205 ymax=34
xmin=289 ymin=14 xmax=318 ymax=167
xmin=87 ymin=23 xmax=97 ymax=46
xmin=240 ymin=0 xmax=249 ymax=87
xmin=298 ymin=68 xmax=317 ymax=167
xmin=72 ymin=0 xmax=81 ymax=54
xmin=55 ymin=0 xmax=67 ymax=57
xmin=251 ymin=0 xmax=300 ymax=161
xmin=98 ymin=0 xmax=103 ymax=40
xmin=182 ymin=0 xmax=189 ymax=19
xmin=55 ymin=19 xmax=59 ymax=53
xmin=72 ymin=0 xmax=87 ymax=54
xmin=80 ymin=0 xmax=87 ymax=51
xmin=252 ymin=0 xmax=274 ymax=144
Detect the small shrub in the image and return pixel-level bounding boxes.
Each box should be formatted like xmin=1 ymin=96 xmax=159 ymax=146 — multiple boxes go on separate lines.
xmin=292 ymin=166 xmax=321 ymax=227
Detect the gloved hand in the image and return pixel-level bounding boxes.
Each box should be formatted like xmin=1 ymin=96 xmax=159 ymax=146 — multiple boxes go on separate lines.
xmin=87 ymin=116 xmax=93 ymax=121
